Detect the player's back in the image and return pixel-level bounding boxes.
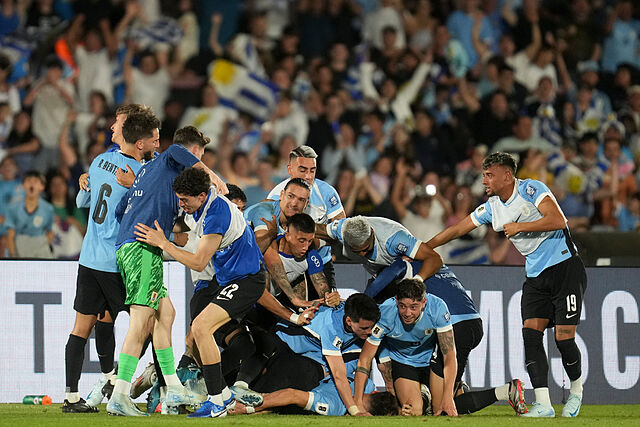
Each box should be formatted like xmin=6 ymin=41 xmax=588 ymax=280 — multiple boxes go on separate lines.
xmin=79 ymin=151 xmax=141 ymax=272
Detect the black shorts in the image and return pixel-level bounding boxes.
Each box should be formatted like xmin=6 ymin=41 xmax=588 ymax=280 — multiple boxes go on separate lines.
xmin=391 ymin=359 xmax=429 ymax=385
xmin=430 ymin=318 xmax=483 ymax=382
xmin=73 ymin=265 xmax=127 ymax=318
xmin=521 ymin=256 xmax=587 ymax=327
xmin=252 ymin=334 xmax=325 ymax=393
xmin=210 ymin=271 xmax=266 ymax=320
xmin=190 ymin=281 xmax=218 ymax=322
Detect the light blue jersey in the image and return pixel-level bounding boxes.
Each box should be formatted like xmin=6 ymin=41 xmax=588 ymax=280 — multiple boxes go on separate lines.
xmin=0 ymin=179 xmax=24 ymax=236
xmin=5 ymin=198 xmax=54 ymax=237
xmin=326 ymin=217 xmax=421 ymax=276
xmin=307 ymin=375 xmax=375 ymax=416
xmin=268 ymin=178 xmax=343 ymax=264
xmin=77 ymin=151 xmax=142 ymax=272
xmin=193 ymin=189 xmax=263 ymax=286
xmin=368 ymin=297 xmax=452 ymax=367
xmin=244 ymin=199 xmax=285 ymax=236
xmin=470 ymin=179 xmax=575 ymax=277
xmin=276 ymin=303 xmax=363 ymax=369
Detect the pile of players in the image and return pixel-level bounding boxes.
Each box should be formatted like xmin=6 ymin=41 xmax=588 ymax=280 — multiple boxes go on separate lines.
xmin=62 ymin=104 xmax=586 ymax=418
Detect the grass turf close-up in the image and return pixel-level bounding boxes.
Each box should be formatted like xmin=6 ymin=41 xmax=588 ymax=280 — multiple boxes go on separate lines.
xmin=1 ymin=403 xmax=639 ymax=426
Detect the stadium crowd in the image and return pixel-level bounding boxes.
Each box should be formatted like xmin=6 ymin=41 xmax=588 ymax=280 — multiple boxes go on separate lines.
xmin=0 ymin=0 xmax=639 ymax=264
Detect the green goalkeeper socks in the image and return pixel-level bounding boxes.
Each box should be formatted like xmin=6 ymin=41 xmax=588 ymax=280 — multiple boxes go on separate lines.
xmin=117 ymin=353 xmax=139 ymax=383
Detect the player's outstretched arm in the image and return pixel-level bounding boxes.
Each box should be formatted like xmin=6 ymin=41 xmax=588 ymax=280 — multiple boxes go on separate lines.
xmin=326 ymin=355 xmax=367 ymax=416
xmin=436 ymin=329 xmax=458 ymax=417
xmin=256 ymin=289 xmax=315 ymax=325
xmin=427 ymin=215 xmax=477 ymax=249
xmin=354 ymin=340 xmax=378 ymax=414
xmin=309 ymin=272 xmax=340 ymax=306
xmin=134 ymin=220 xmax=220 ymax=271
xmin=413 ymin=242 xmax=443 ymax=281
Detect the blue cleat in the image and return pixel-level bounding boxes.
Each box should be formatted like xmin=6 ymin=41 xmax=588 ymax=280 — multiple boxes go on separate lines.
xmin=521 ymin=402 xmax=555 ymax=418
xmin=561 ymin=393 xmax=582 ymax=417
xmin=230 ymin=385 xmax=262 ymax=407
xmin=106 ymin=392 xmax=149 ymax=416
xmin=187 ymin=399 xmax=227 ymax=418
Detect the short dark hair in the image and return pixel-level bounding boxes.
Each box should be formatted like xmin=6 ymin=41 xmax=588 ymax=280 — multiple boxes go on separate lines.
xmin=122 ymin=112 xmax=160 ymax=144
xmin=23 ymin=170 xmax=46 ymax=185
xmin=344 ymin=293 xmax=380 ymax=323
xmin=287 ymin=213 xmax=315 ymax=234
xmin=289 ymin=145 xmax=317 ymax=162
xmin=226 ymin=183 xmax=246 ymax=204
xmin=367 ymin=391 xmax=399 ymax=416
xmin=174 ymin=125 xmax=210 ymax=148
xmin=284 ymin=177 xmax=311 ymax=193
xmin=396 ymin=279 xmax=426 ymax=301
xmin=481 ymin=152 xmax=517 ymax=175
xmin=115 ymin=103 xmax=152 ymax=117
xmin=579 ymin=132 xmax=598 ymax=144
xmin=172 ymin=167 xmax=211 ymax=196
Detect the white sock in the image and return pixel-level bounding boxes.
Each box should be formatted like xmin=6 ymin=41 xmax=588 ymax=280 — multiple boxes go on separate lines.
xmin=233 ymin=381 xmax=249 ymax=389
xmin=209 ymin=393 xmax=224 ymax=406
xmin=160 ymin=386 xmax=167 ymax=399
xmin=164 ymin=373 xmax=182 ymax=387
xmin=221 ymin=387 xmax=232 ymax=401
xmin=114 ymin=379 xmax=131 ymax=395
xmin=534 ymin=387 xmax=552 ymax=406
xmin=66 ymin=392 xmax=80 ymax=403
xmin=494 ymin=383 xmax=509 ymax=401
xmin=102 ymin=368 xmax=115 ymax=380
xmin=570 ymin=379 xmax=583 ymax=396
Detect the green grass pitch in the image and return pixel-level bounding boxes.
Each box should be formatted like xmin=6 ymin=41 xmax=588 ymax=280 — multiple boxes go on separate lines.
xmin=1 ymin=404 xmax=639 ymax=426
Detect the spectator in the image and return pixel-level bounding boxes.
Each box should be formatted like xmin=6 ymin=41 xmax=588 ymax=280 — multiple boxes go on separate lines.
xmin=0 ymin=155 xmax=23 ymax=257
xmin=322 ymin=122 xmax=365 ymax=186
xmin=272 ymin=91 xmax=309 ymax=147
xmin=555 ymin=0 xmax=602 ymax=72
xmin=74 ymin=25 xmax=114 ymax=112
xmin=45 ymin=171 xmax=86 ymax=259
xmin=363 ymin=0 xmax=406 ymax=51
xmin=412 ymin=109 xmax=455 ymax=176
xmin=0 ymin=0 xmax=21 ymax=36
xmin=244 ymin=158 xmax=275 ymax=207
xmin=5 ymin=170 xmax=54 ymax=258
xmin=0 ymin=54 xmax=20 ymax=113
xmin=446 ymin=0 xmax=497 ymax=68
xmin=123 ymin=44 xmax=171 ymax=120
xmin=602 ymin=0 xmax=640 ymax=73
xmin=615 ymin=191 xmax=640 ymax=231
xmin=492 ymin=114 xmax=554 ymax=155
xmin=23 ymin=56 xmax=75 ymax=174
xmin=4 ymin=110 xmax=40 ymax=175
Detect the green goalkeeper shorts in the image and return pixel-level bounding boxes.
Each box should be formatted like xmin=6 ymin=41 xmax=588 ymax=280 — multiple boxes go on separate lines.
xmin=116 ymin=241 xmax=167 ymax=310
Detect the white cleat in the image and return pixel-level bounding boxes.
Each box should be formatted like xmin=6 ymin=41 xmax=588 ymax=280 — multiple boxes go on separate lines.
xmin=521 ymin=402 xmax=555 ymax=418
xmin=561 ymin=393 xmax=582 ymax=417
xmin=165 ymin=385 xmax=196 ymax=408
xmin=85 ymin=376 xmax=108 ymax=407
xmin=106 ymin=392 xmax=149 ymax=416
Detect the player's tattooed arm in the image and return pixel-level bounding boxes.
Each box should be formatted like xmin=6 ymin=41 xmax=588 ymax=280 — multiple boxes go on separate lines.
xmin=264 ymin=247 xmax=312 ymax=308
xmin=309 ymin=272 xmax=336 ymax=304
xmin=437 ymin=329 xmax=456 ymax=356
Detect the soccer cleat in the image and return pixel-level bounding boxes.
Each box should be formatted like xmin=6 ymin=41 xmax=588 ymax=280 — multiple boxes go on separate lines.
xmin=131 ymin=362 xmax=157 ymax=399
xmin=520 ymin=402 xmax=555 ymax=418
xmin=106 ymin=392 xmax=149 ymax=416
xmin=223 ymin=394 xmax=236 ymax=411
xmin=160 ymin=398 xmax=179 ymax=415
xmin=230 ymin=385 xmax=262 ymax=407
xmin=508 ymin=379 xmax=527 ymax=415
xmin=561 ymin=393 xmax=582 ymax=417
xmin=165 ymin=385 xmax=196 ymax=407
xmin=62 ymin=398 xmax=99 ymax=413
xmin=85 ymin=376 xmax=108 ymax=407
xmin=187 ymin=399 xmax=227 ymax=418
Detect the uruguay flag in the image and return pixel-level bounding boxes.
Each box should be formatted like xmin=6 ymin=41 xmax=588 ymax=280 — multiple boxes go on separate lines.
xmin=208 ymin=59 xmax=279 ymax=122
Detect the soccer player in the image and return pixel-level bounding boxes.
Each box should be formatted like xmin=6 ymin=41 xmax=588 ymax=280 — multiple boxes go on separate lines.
xmin=248 ymin=293 xmax=380 ymax=417
xmin=63 ymin=112 xmax=158 ymax=412
xmin=365 ymin=258 xmax=527 ymax=416
xmin=230 ymin=364 xmax=398 ymax=417
xmin=133 ymin=167 xmax=315 ymax=418
xmin=354 ymin=278 xmax=456 ymax=416
xmin=427 ymin=152 xmax=587 ymax=418
xmin=263 ymin=213 xmax=340 ymax=309
xmin=107 ymin=127 xmax=225 ymax=416
xmin=266 ymin=145 xmax=345 ymax=288
xmin=321 ymin=215 xmax=443 ymax=302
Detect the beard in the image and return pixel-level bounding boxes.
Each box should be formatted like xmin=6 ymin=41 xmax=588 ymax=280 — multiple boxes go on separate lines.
xmin=143 ymin=150 xmax=154 ymax=162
